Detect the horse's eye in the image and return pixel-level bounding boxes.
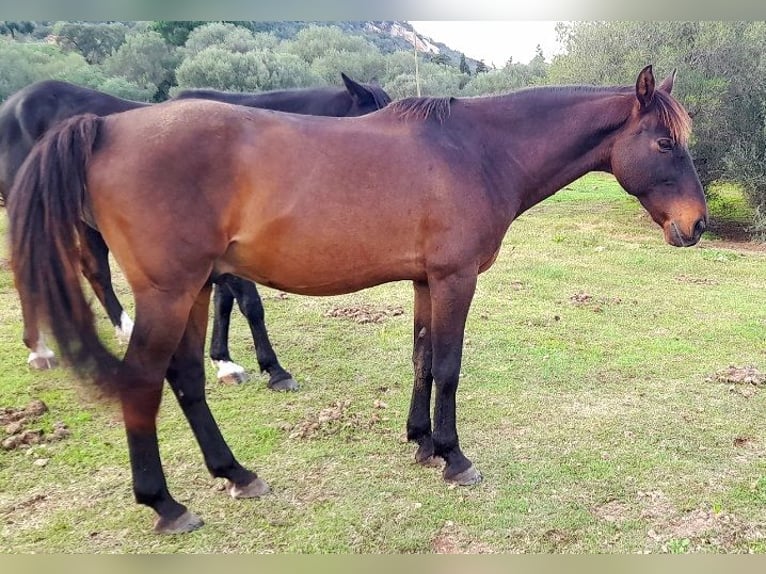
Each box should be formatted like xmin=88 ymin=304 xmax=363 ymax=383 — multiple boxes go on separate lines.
xmin=657 ymin=138 xmax=674 ymax=152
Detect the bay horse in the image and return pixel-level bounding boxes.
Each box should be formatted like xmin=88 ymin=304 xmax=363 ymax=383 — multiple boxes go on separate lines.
xmin=7 ymin=65 xmax=707 ymax=534
xmin=0 ymin=73 xmax=390 ymax=389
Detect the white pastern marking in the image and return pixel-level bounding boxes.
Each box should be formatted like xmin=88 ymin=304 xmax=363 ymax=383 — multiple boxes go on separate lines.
xmin=115 ymin=312 xmax=134 ymax=344
xmin=212 ymin=360 xmax=246 ymax=379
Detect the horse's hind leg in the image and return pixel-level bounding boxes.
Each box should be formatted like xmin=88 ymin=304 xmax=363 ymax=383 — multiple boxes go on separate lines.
xmin=120 ymin=287 xmax=207 ymax=534
xmin=232 ymin=277 xmax=297 ymax=391
xmin=166 ymin=282 xmax=269 ymax=501
xmin=407 ymin=280 xmax=439 ymax=467
xmin=80 ymin=226 xmax=133 ymax=343
xmin=14 ymin=274 xmax=57 ymax=369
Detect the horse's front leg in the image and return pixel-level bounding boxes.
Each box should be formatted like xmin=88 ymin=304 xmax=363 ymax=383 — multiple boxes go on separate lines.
xmin=407 ymin=280 xmax=439 ymax=466
xmin=427 ymin=270 xmax=482 ymax=485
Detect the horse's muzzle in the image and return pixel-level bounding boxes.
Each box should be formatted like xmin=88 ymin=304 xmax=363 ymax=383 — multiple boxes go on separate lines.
xmin=667 ymin=216 xmax=707 ymax=247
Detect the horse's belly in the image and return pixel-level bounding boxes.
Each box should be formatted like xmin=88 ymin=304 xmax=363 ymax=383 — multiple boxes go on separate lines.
xmin=217 ymin=230 xmax=424 ymax=296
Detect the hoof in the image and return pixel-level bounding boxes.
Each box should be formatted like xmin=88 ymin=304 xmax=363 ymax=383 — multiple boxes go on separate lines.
xmin=416 ymin=455 xmax=444 ymax=468
xmin=444 ymin=464 xmax=482 ymax=486
xmin=213 ymin=360 xmax=248 ymax=385
xmin=28 ymin=355 xmax=58 ymax=370
xmin=268 ymin=376 xmax=299 ymax=392
xmin=153 ymin=510 xmax=204 ymax=534
xmin=227 ymin=477 xmax=270 ymax=499
xmin=219 ymin=370 xmax=249 ymax=385
xmin=414 ymin=440 xmax=441 ymax=467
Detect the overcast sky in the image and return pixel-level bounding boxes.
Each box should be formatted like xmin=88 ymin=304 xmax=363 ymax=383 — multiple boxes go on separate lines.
xmin=408 ymin=21 xmax=564 ymax=67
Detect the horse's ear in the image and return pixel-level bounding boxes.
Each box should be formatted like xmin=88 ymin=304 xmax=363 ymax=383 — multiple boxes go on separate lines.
xmin=341 ymin=72 xmax=373 ymax=103
xmin=635 ymin=64 xmax=656 ymax=110
xmin=658 ymin=68 xmax=676 ymax=94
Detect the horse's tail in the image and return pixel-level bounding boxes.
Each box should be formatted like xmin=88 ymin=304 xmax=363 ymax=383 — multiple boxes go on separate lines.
xmin=7 ymin=113 xmax=124 ymax=396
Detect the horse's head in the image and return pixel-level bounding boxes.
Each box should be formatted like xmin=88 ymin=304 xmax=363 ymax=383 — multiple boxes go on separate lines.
xmin=610 ymin=65 xmax=707 ymax=247
xmin=341 ymin=72 xmax=392 ymax=116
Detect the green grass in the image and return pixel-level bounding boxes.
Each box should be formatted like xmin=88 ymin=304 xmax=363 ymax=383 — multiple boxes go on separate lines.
xmin=1 ymin=173 xmax=764 ymax=553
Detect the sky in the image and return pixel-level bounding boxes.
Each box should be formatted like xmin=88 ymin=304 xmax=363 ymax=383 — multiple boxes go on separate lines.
xmin=408 ymin=21 xmax=564 ymax=67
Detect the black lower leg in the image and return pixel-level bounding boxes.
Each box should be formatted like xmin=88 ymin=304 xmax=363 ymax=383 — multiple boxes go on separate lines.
xmin=232 ymin=277 xmax=296 ymax=390
xmin=407 ymin=281 xmax=436 ymax=464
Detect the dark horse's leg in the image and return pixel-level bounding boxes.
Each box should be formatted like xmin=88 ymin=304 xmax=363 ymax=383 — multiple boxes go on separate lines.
xmin=24 ymin=227 xmax=132 ymax=370
xmin=80 ymin=226 xmax=133 ymax=343
xmin=123 ymin=283 xmax=267 ymax=534
xmin=210 ymin=274 xmax=298 ymax=391
xmin=407 ymin=272 xmax=482 ymax=485
xmin=407 ymin=280 xmax=438 ymax=466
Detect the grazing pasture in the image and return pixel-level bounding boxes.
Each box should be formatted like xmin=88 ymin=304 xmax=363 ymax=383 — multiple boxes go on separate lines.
xmin=1 ymin=173 xmax=764 ymax=553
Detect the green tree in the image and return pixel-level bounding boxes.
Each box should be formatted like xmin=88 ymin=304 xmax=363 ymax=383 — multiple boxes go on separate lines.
xmin=285 ymin=25 xmax=376 ymax=65
xmin=474 ymin=59 xmax=490 ymax=74
xmin=0 ymin=38 xmax=104 ymax=101
xmin=0 ymin=21 xmax=34 ymax=39
xmin=175 ymin=47 xmax=316 ymax=92
xmin=51 ymin=21 xmax=128 ymax=64
xmin=149 ymin=21 xmax=206 ymax=46
xmin=183 ymin=22 xmax=279 ymax=57
xmin=102 ymin=30 xmax=178 ymax=101
xmin=459 ymin=53 xmax=470 ymax=75
xmin=430 ymin=52 xmax=451 ymax=67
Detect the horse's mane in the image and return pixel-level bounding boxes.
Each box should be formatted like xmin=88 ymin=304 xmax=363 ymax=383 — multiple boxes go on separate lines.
xmin=384 ymin=86 xmax=691 ymax=143
xmin=387 ymin=96 xmax=453 ymax=123
xmin=652 ymin=89 xmax=692 ymax=146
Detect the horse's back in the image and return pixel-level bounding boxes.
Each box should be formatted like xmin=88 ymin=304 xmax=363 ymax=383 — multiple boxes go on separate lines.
xmin=0 ymin=80 xmax=149 ymax=203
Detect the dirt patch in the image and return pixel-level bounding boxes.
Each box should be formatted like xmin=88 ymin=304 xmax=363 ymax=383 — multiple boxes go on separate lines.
xmin=285 ymin=400 xmax=383 ymax=440
xmin=674 ymin=275 xmax=719 ymax=285
xmin=637 ymin=489 xmax=765 ymax=552
xmin=593 ymin=499 xmax=632 ymax=524
xmin=1 ymin=400 xmax=70 ymax=451
xmin=431 ymin=520 xmax=494 ymax=554
xmin=648 ymin=508 xmax=764 ymax=552
xmin=325 ymin=304 xmax=404 ymax=324
xmin=707 ymin=365 xmax=765 ymax=398
xmin=0 ymin=257 xmax=10 ymax=272
xmin=569 ymin=291 xmax=622 ymax=312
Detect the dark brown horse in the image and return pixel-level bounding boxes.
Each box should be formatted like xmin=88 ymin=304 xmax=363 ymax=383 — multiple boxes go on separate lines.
xmin=0 ymin=74 xmax=390 ymax=389
xmin=7 ymin=66 xmax=707 ymax=534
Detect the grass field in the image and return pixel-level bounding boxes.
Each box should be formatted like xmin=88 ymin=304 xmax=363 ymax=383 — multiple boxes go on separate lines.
xmin=1 ymin=173 xmax=764 ymax=553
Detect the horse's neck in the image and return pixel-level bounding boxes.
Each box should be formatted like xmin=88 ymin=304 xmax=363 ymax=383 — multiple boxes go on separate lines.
xmin=462 ymin=89 xmax=632 ymax=216
xmin=254 ymin=88 xmax=344 ymax=112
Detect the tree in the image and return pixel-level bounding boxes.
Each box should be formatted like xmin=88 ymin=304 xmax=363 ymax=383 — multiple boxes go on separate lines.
xmin=475 ymin=59 xmax=489 ymax=74
xmin=175 ymin=47 xmax=316 ymax=92
xmin=459 ymin=53 xmax=470 ymax=75
xmin=183 ymin=22 xmax=280 ymax=57
xmin=51 ymin=21 xmax=128 ymax=64
xmin=430 ymin=52 xmax=451 ymax=67
xmin=0 ymin=38 xmax=104 ymax=101
xmin=149 ymin=21 xmax=206 ymax=46
xmin=102 ymin=30 xmax=178 ymax=101
xmin=286 ymin=25 xmax=376 ymax=65
xmin=0 ymin=21 xmax=34 ymax=39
